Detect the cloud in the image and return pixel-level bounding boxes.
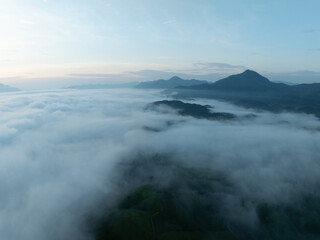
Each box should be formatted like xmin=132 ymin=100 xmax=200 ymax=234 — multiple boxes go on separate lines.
xmin=193 ymin=62 xmax=247 ymax=73
xmin=162 ymin=19 xmax=176 ymax=25
xmin=0 ymin=89 xmax=320 ymax=239
xmin=69 ymin=73 xmax=123 ymax=79
xmin=0 ymin=89 xmax=163 ymax=240
xmin=303 ymin=28 xmax=317 ymax=33
xmin=19 ymin=19 xmax=35 ymax=25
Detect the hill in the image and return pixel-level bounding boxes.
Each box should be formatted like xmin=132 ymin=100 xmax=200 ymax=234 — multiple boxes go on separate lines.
xmin=147 ymin=100 xmax=236 ymax=120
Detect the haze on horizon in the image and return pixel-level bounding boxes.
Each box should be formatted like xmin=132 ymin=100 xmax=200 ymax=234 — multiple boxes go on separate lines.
xmin=0 ymin=0 xmax=319 ymax=88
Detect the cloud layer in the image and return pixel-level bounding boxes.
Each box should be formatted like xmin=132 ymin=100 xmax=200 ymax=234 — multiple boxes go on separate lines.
xmin=0 ymin=89 xmax=320 ymax=239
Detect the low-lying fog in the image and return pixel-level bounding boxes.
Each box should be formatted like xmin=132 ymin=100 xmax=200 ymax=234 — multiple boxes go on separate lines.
xmin=0 ymin=89 xmax=320 ymax=240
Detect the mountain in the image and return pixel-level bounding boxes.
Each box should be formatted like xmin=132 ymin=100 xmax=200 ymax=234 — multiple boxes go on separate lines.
xmin=135 ymin=76 xmax=207 ymax=89
xmin=185 ymin=70 xmax=289 ymax=92
xmin=181 ymin=69 xmax=320 ymax=96
xmin=0 ymin=83 xmax=20 ymax=92
xmin=291 ymin=83 xmax=320 ymax=95
xmin=166 ymin=70 xmax=320 ymax=117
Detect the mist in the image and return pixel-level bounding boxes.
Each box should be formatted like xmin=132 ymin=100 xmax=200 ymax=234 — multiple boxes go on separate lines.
xmin=0 ymin=88 xmax=320 ymax=239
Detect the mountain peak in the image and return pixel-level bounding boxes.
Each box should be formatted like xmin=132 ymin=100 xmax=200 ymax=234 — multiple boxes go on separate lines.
xmin=194 ymin=69 xmax=284 ymax=92
xmin=214 ymin=69 xmax=270 ymax=85
xmin=241 ymin=69 xmax=263 ymax=77
xmin=169 ymin=76 xmax=183 ymax=81
xmin=243 ymin=69 xmax=256 ymax=73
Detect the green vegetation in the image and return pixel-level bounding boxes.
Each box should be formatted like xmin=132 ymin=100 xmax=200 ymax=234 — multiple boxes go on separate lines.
xmin=256 ymin=195 xmax=320 ymax=240
xmin=95 ymin=183 xmax=237 ymax=240
xmin=94 ymin=159 xmax=237 ymax=240
xmin=93 ymin=155 xmax=320 ymax=240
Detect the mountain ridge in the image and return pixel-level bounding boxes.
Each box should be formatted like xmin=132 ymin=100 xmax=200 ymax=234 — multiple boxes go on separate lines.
xmin=135 ymin=76 xmax=207 ymax=89
xmin=162 ymin=70 xmax=320 ymax=117
xmin=180 ymin=69 xmax=290 ymax=92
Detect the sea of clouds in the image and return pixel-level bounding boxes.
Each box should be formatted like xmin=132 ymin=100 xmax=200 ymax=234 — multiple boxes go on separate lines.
xmin=0 ymin=88 xmax=320 ymax=240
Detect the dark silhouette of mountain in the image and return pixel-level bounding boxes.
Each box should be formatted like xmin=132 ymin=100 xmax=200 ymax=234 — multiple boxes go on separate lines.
xmin=184 ymin=70 xmax=290 ymax=92
xmin=135 ymin=76 xmax=207 ymax=89
xmin=291 ymin=83 xmax=320 ymax=95
xmin=147 ymin=100 xmax=236 ymax=120
xmin=164 ymin=70 xmax=320 ymax=117
xmin=0 ymin=83 xmax=20 ymax=92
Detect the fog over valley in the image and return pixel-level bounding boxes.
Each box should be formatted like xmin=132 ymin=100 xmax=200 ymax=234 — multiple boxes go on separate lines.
xmin=0 ymin=88 xmax=319 ymax=239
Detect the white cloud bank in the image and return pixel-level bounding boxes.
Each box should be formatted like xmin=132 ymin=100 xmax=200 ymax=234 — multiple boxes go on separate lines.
xmin=0 ymin=89 xmax=319 ymax=239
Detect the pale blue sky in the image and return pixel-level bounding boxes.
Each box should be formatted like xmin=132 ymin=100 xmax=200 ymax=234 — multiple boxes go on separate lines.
xmin=0 ymin=0 xmax=319 ymax=86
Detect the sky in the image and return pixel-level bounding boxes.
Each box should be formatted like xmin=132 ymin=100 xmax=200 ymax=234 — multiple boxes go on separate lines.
xmin=0 ymin=0 xmax=319 ymax=87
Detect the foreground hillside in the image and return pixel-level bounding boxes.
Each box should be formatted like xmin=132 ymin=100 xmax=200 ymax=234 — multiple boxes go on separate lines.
xmin=93 ymin=154 xmax=320 ymax=240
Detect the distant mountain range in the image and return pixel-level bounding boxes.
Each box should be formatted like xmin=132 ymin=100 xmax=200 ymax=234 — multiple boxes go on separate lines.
xmin=66 ymin=70 xmax=320 ymax=117
xmin=135 ymin=76 xmax=207 ymax=89
xmin=67 ymin=76 xmax=206 ymax=90
xmin=180 ymin=70 xmax=320 ymax=95
xmin=0 ymin=83 xmax=20 ymax=92
xmin=161 ymin=70 xmax=320 ymax=117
